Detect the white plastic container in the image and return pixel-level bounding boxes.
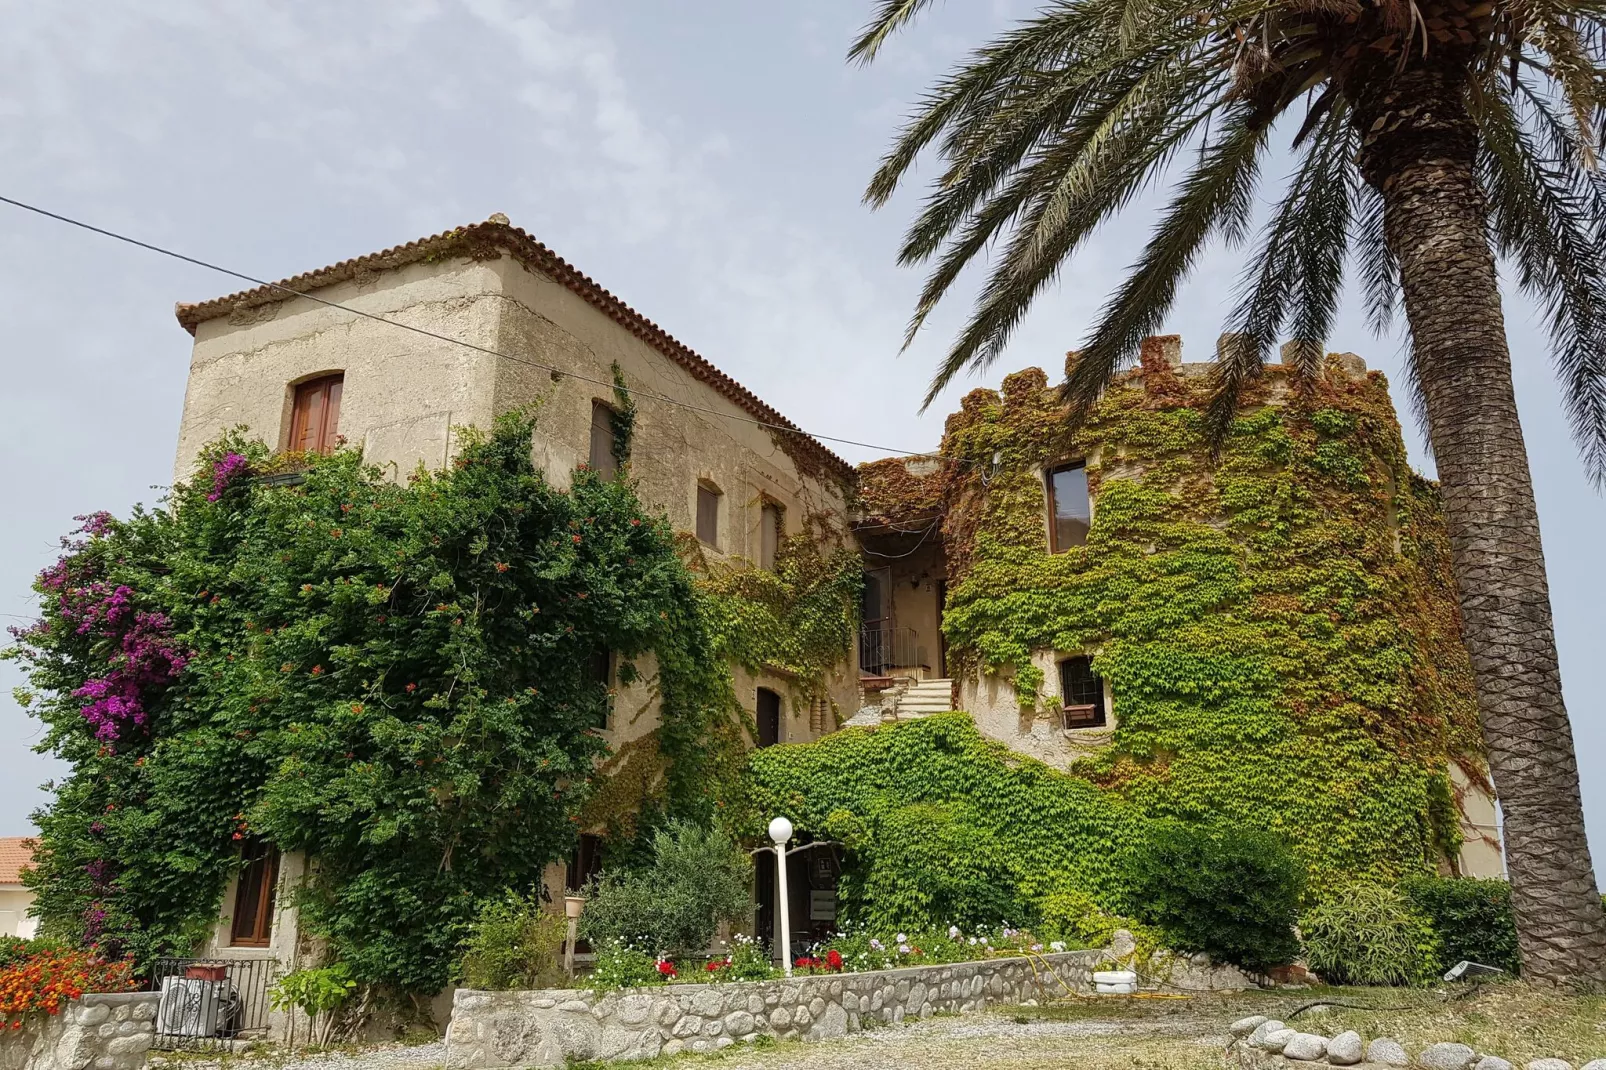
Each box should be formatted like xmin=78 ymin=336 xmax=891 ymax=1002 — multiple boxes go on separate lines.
xmin=1095 ymin=982 xmax=1136 ymax=994
xmin=1091 ymin=970 xmax=1138 ymax=984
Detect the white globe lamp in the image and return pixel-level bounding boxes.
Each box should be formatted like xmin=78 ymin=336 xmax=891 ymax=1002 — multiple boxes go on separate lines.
xmin=768 ymin=815 xmax=794 ymax=846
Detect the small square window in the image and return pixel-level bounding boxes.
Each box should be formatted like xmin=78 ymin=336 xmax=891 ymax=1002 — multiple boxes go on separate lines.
xmin=1047 ymin=463 xmax=1090 ymax=551
xmin=697 ymin=484 xmax=721 ymax=547
xmin=1059 ymin=656 xmax=1107 ymax=729
xmin=589 ymin=401 xmax=619 ymax=478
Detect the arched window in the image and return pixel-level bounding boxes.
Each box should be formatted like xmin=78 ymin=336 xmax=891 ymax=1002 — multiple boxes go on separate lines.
xmin=1058 ymin=656 xmax=1107 ymax=729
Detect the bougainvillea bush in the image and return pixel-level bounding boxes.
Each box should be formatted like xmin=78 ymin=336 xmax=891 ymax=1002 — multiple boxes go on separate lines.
xmin=7 ymin=412 xmax=737 ymax=992
xmin=0 ymin=947 xmax=134 ymax=1028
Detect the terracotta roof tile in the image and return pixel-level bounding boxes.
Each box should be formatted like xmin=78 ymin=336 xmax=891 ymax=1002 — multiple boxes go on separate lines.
xmin=0 ymin=837 xmax=36 ymax=886
xmin=174 ymin=221 xmax=853 ymax=481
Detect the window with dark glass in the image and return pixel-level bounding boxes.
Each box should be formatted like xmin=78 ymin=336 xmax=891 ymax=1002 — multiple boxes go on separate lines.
xmin=696 ymin=484 xmax=721 ymax=547
xmin=1058 ymin=656 xmax=1107 ymax=729
xmin=760 ymin=502 xmax=784 ymax=571
xmin=756 ymin=688 xmax=781 ymax=748
xmin=566 ymin=833 xmax=604 ymax=894
xmin=229 ymin=839 xmax=279 ymax=947
xmin=590 ymin=648 xmax=612 ymax=730
xmin=1047 ymin=463 xmax=1091 ymax=551
xmin=589 ymin=401 xmax=619 ymax=478
xmin=288 ymin=374 xmax=343 ymax=455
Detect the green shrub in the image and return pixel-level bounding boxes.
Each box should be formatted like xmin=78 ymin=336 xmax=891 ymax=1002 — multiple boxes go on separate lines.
xmin=588 ymin=942 xmax=669 ymax=991
xmin=1301 ymin=883 xmax=1440 ymax=985
xmin=1122 ymin=819 xmax=1304 ymax=971
xmin=1037 ymin=887 xmax=1159 ymax=954
xmin=267 ymin=963 xmax=357 ymax=1048
xmin=578 ymin=821 xmax=751 ymax=959
xmin=1402 ymin=877 xmax=1519 ymax=976
xmin=457 ymin=891 xmax=569 ymax=990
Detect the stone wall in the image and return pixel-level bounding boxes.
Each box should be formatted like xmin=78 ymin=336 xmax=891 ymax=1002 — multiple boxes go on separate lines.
xmin=0 ymin=993 xmax=158 ymax=1070
xmin=445 ymin=950 xmax=1102 ymax=1068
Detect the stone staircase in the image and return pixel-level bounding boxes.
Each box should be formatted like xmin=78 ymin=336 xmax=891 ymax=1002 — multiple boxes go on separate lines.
xmin=891 ymin=677 xmax=954 ymax=719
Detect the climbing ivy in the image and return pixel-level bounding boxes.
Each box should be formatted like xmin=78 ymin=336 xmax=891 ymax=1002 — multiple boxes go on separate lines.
xmin=937 ymin=357 xmax=1484 ymax=891
xmin=7 ymin=412 xmax=738 ymax=992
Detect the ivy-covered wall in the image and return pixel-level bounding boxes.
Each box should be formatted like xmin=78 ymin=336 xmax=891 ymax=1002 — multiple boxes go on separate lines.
xmin=934 ymin=341 xmax=1487 ymax=889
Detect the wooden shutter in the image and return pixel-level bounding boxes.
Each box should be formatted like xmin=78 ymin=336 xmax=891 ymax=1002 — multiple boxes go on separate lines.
xmin=696 ymin=485 xmax=721 ymax=547
xmin=589 ymin=402 xmax=618 ymax=478
xmin=760 ymin=502 xmax=783 ymax=570
xmin=229 ymin=841 xmax=280 ymax=947
xmin=288 ymin=375 xmax=344 ymax=454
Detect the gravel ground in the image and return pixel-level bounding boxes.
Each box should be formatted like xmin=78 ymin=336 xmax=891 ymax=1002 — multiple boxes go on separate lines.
xmin=151 ymin=1007 xmax=1233 ymax=1070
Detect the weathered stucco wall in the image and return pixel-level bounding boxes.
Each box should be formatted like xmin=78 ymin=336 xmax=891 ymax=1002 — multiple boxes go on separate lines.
xmin=0 ymin=993 xmax=157 ymax=1070
xmin=444 ymin=951 xmax=1102 ymax=1069
xmin=0 ymin=887 xmax=37 ymax=938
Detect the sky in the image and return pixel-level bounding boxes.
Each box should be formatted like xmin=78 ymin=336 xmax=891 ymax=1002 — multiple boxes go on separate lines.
xmin=0 ymin=2 xmax=1601 ymax=871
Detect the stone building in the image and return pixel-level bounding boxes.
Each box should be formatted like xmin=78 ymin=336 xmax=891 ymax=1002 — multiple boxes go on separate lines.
xmin=853 ymin=335 xmax=1503 ymax=881
xmin=169 ymin=218 xmax=861 ymax=974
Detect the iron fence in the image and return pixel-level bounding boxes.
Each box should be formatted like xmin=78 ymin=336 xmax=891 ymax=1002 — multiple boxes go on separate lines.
xmin=146 ymin=957 xmax=278 ymax=1051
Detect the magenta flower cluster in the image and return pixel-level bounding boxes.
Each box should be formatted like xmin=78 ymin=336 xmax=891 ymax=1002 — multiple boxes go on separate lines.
xmin=207 ymin=451 xmax=251 ymax=502
xmin=28 ymin=520 xmax=190 ymax=743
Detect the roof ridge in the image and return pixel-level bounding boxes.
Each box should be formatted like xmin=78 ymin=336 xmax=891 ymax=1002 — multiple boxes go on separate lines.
xmin=175 ymin=221 xmax=854 ymax=481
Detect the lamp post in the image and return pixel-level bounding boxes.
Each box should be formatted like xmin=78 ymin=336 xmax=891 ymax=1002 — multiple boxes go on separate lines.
xmin=768 ymin=816 xmax=794 ymax=976
xmin=563 ymin=895 xmax=587 ymax=977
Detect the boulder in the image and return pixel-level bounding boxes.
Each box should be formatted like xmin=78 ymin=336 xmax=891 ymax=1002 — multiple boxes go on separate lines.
xmin=1231 ymin=1016 xmax=1271 ymax=1038
xmin=1420 ymin=1043 xmax=1478 ymax=1070
xmin=1283 ymin=1033 xmax=1329 ymax=1061
xmin=1250 ymin=1021 xmax=1288 ymax=1047
xmin=1525 ymin=1061 xmax=1574 ymax=1070
xmin=1327 ymin=1030 xmax=1364 ymax=1065
xmin=1368 ymin=1038 xmax=1410 ymax=1066
xmin=1109 ymin=930 xmax=1138 ymax=959
xmin=1260 ymin=1029 xmax=1297 ymax=1054
xmin=1578 ymin=1062 xmax=1606 ymax=1070
xmin=1474 ymin=1057 xmax=1513 ymax=1070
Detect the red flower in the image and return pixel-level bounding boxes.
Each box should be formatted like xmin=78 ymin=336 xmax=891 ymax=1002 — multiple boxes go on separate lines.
xmin=826 ymin=949 xmax=843 ymax=971
xmin=656 ymin=960 xmax=677 ymax=978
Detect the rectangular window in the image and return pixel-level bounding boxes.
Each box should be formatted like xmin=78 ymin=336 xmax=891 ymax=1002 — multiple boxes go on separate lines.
xmin=696 ymin=484 xmax=721 ymax=547
xmin=589 ymin=401 xmax=618 ymax=478
xmin=229 ymin=840 xmax=279 ymax=947
xmin=1059 ymin=656 xmax=1107 ymax=729
xmin=590 ymin=648 xmax=612 ymax=731
xmin=760 ymin=502 xmax=784 ymax=571
xmin=1047 ymin=463 xmax=1091 ymax=551
xmin=756 ymin=688 xmax=781 ymax=748
xmin=288 ymin=375 xmax=343 ymax=455
xmin=566 ymin=834 xmax=604 ymax=894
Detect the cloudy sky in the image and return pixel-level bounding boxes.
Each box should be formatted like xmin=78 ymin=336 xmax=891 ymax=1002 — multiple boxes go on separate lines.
xmin=1 ymin=2 xmax=1601 ymax=870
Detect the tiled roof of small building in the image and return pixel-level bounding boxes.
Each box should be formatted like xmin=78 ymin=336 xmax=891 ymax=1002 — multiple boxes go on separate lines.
xmin=174 ymin=219 xmax=853 ymax=481
xmin=0 ymin=837 xmax=36 ymax=885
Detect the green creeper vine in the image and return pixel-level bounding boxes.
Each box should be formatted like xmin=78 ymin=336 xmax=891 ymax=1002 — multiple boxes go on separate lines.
xmin=7 ymin=412 xmax=739 ymax=992
xmin=609 ymin=360 xmax=637 ymax=473
xmin=748 ymin=355 xmax=1485 ymax=932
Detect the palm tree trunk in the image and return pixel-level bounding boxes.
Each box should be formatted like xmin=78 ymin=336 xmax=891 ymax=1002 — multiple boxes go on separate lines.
xmin=1356 ymin=65 xmax=1606 ymax=989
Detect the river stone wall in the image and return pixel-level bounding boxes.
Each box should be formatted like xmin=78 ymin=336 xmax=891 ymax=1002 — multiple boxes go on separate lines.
xmin=445 ymin=950 xmax=1102 ymax=1068
xmin=0 ymin=994 xmax=158 ymax=1070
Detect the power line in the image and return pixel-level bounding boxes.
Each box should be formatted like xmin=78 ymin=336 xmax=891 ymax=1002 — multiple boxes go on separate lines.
xmin=0 ymin=194 xmax=937 ymax=460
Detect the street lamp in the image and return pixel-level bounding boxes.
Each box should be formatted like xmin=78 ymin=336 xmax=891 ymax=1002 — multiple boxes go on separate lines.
xmin=768 ymin=816 xmax=794 ymax=976
xmin=563 ymin=895 xmax=587 ymax=977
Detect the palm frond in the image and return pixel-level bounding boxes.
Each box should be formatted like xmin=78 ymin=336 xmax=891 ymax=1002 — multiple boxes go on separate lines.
xmin=1474 ymin=75 xmax=1606 ymax=484
xmin=848 ymin=0 xmax=942 ymax=65
xmin=1351 ymin=180 xmax=1399 ymax=337
xmin=1205 ymin=102 xmax=1354 ymax=443
xmin=1063 ymin=105 xmax=1270 ymax=416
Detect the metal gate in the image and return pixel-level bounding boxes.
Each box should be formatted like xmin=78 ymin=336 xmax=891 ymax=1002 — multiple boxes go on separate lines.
xmin=146 ymin=957 xmax=276 ymax=1051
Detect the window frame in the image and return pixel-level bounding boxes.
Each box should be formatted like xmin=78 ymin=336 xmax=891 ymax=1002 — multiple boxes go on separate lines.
xmin=756 ymin=687 xmax=782 ymax=748
xmin=287 ymin=374 xmax=344 ymax=456
xmin=759 ymin=501 xmax=785 ymax=571
xmin=228 ymin=840 xmax=280 ymax=948
xmin=589 ymin=400 xmax=619 ymax=478
xmin=696 ymin=482 xmax=722 ymax=548
xmin=589 ymin=648 xmax=613 ymax=731
xmin=1058 ymin=655 xmax=1108 ymax=730
xmin=1045 ymin=461 xmax=1092 ymax=553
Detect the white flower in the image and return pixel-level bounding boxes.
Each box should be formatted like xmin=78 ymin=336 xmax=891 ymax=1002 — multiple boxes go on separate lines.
xmin=896 ymin=933 xmax=907 ymax=943
xmin=948 ymin=926 xmax=961 ymax=939
xmin=967 ymin=937 xmax=977 ymax=946
xmin=1031 ymin=944 xmax=1043 ymax=952
xmin=869 ymin=939 xmax=883 ymax=951
xmin=897 ymin=943 xmax=911 ymax=954
xmin=1049 ymin=941 xmax=1066 ymax=952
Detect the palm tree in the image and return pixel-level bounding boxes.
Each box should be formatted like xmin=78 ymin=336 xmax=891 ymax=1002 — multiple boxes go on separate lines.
xmin=853 ymin=0 xmax=1606 ymax=986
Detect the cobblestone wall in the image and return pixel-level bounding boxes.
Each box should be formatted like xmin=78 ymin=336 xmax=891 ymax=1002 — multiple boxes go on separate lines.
xmin=0 ymin=994 xmax=158 ymax=1070
xmin=445 ymin=951 xmax=1102 ymax=1068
